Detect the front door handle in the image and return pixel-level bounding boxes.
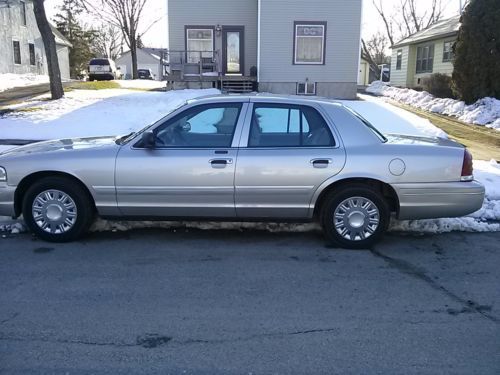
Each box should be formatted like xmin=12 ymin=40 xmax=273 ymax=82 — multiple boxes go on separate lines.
xmin=210 ymin=158 xmax=233 ymax=168
xmin=310 ymin=158 xmax=332 ymax=168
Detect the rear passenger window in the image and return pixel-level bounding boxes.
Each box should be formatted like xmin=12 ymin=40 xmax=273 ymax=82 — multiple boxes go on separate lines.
xmin=249 ymin=104 xmax=334 ymax=147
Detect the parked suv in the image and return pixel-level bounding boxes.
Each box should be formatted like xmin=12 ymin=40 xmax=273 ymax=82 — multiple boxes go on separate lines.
xmin=138 ymin=69 xmax=155 ymax=80
xmin=88 ymin=58 xmax=121 ymax=81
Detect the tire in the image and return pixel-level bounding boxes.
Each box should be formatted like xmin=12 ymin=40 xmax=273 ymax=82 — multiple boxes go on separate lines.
xmin=320 ymin=184 xmax=390 ymax=249
xmin=22 ymin=176 xmax=95 ymax=242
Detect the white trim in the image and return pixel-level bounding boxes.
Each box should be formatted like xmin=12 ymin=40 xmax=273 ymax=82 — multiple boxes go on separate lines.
xmin=357 ymin=0 xmax=364 ymax=84
xmin=294 ymin=24 xmax=325 ymax=65
xmin=257 ymin=0 xmax=261 ymax=82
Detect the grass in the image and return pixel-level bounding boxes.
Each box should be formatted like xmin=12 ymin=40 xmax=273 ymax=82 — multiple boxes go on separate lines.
xmin=391 ymin=101 xmax=500 ymax=161
xmin=64 ymin=81 xmax=121 ymax=91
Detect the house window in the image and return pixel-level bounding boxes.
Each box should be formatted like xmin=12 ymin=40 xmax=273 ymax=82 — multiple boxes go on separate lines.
xmin=443 ymin=41 xmax=454 ymax=62
xmin=396 ymin=49 xmax=402 ymax=70
xmin=20 ymin=1 xmax=27 ymax=26
xmin=13 ymin=41 xmax=21 ymax=64
xmin=186 ymin=28 xmax=213 ymax=63
xmin=294 ymin=22 xmax=326 ymax=65
xmin=297 ymin=82 xmax=316 ymax=95
xmin=29 ymin=43 xmax=35 ymax=65
xmin=416 ymin=44 xmax=434 ymax=74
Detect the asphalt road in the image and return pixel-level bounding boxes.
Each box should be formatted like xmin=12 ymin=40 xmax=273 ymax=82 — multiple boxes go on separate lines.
xmin=0 ymin=229 xmax=499 ymax=374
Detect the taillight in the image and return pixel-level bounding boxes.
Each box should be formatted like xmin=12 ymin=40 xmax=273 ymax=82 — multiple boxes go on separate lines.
xmin=461 ymin=148 xmax=473 ymax=181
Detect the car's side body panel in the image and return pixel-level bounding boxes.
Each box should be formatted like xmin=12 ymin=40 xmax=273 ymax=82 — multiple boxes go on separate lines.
xmin=0 ymin=94 xmax=486 ymax=225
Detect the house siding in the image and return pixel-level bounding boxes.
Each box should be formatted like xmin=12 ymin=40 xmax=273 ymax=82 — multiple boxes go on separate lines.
xmin=258 ymin=0 xmax=362 ymax=98
xmin=390 ymin=37 xmax=456 ymax=89
xmin=0 ymin=1 xmax=71 ymax=79
xmin=390 ymin=45 xmax=409 ymax=87
xmin=168 ymin=0 xmax=258 ymax=76
xmin=0 ymin=1 xmax=46 ymax=75
xmin=412 ymin=38 xmax=455 ymax=87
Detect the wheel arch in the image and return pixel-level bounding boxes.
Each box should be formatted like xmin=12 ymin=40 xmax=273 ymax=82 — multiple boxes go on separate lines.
xmin=14 ymin=171 xmax=96 ymax=217
xmin=312 ymin=177 xmax=400 ymax=219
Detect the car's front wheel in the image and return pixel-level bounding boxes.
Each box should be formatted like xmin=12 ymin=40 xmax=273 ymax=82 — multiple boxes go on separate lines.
xmin=22 ymin=176 xmax=94 ymax=242
xmin=321 ymin=184 xmax=390 ymax=249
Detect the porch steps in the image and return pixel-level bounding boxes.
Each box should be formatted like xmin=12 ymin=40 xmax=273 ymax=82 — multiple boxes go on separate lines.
xmin=221 ymin=79 xmax=254 ymax=94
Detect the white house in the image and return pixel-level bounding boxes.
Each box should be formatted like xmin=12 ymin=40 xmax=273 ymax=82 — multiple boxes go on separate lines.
xmin=116 ymin=48 xmax=168 ymax=81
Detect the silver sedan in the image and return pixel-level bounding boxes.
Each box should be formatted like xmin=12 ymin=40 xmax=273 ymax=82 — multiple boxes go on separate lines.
xmin=0 ymin=95 xmax=485 ymax=248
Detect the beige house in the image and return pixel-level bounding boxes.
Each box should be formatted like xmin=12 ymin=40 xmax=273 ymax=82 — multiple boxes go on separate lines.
xmin=390 ymin=15 xmax=460 ymax=88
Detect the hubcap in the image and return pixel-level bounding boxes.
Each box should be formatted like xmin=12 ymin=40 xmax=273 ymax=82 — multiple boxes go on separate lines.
xmin=32 ymin=190 xmax=77 ymax=234
xmin=333 ymin=197 xmax=380 ymax=241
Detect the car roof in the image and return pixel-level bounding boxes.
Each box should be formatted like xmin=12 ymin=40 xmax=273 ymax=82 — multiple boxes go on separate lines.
xmin=186 ymin=93 xmax=345 ymax=108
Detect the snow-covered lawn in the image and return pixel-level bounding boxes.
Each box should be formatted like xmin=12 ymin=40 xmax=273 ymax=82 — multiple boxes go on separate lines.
xmin=0 ymin=88 xmax=499 ymax=236
xmin=367 ymin=81 xmax=500 ymax=131
xmin=116 ymin=79 xmax=167 ymax=90
xmin=0 ymin=73 xmax=51 ymax=92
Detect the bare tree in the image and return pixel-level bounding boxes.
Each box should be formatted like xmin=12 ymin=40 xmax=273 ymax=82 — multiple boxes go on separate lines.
xmin=361 ymin=31 xmax=390 ymax=80
xmin=373 ymin=0 xmax=444 ymax=45
xmin=32 ymin=0 xmax=64 ymax=99
xmin=78 ymin=0 xmax=159 ymax=79
xmin=91 ymin=24 xmax=123 ymax=60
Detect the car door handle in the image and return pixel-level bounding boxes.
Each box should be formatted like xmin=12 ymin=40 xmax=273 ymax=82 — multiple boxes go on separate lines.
xmin=210 ymin=158 xmax=233 ymax=168
xmin=310 ymin=159 xmax=332 ymax=168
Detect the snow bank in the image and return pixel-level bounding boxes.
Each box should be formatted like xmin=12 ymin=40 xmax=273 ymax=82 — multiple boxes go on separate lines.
xmin=366 ymin=81 xmax=500 ymax=131
xmin=116 ymin=80 xmax=167 ymax=90
xmin=0 ymin=88 xmax=220 ymax=140
xmin=0 ymin=73 xmax=50 ymax=92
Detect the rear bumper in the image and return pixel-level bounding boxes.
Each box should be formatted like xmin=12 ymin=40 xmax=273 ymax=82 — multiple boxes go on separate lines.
xmin=393 ymin=180 xmax=485 ymax=220
xmin=0 ymin=183 xmax=16 ymax=217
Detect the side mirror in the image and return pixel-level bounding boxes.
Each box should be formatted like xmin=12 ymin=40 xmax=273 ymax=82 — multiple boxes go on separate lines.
xmin=142 ymin=131 xmax=156 ymax=148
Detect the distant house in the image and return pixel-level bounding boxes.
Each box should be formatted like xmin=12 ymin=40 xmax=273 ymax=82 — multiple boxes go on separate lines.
xmin=0 ymin=0 xmax=72 ymax=79
xmin=390 ymin=15 xmax=460 ymax=88
xmin=116 ymin=48 xmax=168 ymax=80
xmin=167 ymin=0 xmax=363 ymax=98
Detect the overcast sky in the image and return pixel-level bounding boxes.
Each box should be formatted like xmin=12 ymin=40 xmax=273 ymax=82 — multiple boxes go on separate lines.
xmin=44 ymin=0 xmax=463 ymax=49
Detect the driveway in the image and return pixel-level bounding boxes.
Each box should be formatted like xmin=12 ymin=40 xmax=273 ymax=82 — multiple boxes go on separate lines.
xmin=1 ymin=229 xmax=499 ymax=374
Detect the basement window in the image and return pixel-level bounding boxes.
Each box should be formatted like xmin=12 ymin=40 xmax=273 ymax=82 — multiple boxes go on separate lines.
xmin=297 ymin=82 xmax=316 ymax=95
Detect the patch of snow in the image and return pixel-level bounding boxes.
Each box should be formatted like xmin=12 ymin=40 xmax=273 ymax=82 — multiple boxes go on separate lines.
xmin=0 ymin=88 xmax=220 ymax=140
xmin=116 ymin=80 xmax=166 ymax=90
xmin=0 ymin=73 xmax=50 ymax=92
xmin=366 ymin=81 xmax=500 ymax=131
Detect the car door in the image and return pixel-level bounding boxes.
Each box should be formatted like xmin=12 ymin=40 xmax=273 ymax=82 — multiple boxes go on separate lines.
xmin=235 ymin=101 xmax=346 ymax=219
xmin=115 ymin=101 xmax=249 ymax=217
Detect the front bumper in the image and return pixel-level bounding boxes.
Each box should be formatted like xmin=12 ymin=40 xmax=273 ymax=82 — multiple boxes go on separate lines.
xmin=0 ymin=183 xmax=17 ymax=217
xmin=393 ymin=180 xmax=485 ymax=220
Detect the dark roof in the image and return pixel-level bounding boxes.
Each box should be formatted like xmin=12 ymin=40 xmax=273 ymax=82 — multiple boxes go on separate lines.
xmin=392 ymin=15 xmax=460 ymax=48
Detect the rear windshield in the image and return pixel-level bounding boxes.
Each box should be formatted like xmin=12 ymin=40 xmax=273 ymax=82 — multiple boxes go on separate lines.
xmin=138 ymin=70 xmax=149 ymax=73
xmin=345 ymin=107 xmax=387 ymax=142
xmin=89 ymin=59 xmax=110 ymax=65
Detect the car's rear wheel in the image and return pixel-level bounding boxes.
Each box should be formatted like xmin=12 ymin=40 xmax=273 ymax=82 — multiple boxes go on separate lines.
xmin=22 ymin=176 xmax=94 ymax=242
xmin=321 ymin=184 xmax=390 ymax=249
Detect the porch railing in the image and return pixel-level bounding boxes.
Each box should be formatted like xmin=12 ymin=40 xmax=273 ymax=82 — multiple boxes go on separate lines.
xmin=166 ymin=50 xmax=221 ymax=79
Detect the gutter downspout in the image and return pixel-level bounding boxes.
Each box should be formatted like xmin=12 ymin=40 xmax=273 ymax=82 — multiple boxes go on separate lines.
xmin=356 ymin=0 xmax=364 ymax=88
xmin=257 ymin=0 xmax=261 ymax=83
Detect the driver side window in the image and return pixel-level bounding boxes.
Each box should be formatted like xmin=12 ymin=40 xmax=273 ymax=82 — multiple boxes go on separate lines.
xmin=154 ymin=103 xmax=242 ymax=148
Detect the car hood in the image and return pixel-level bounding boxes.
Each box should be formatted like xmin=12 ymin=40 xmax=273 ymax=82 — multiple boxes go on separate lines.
xmin=0 ymin=136 xmax=120 ymax=158
xmin=385 ymin=133 xmax=463 ymax=148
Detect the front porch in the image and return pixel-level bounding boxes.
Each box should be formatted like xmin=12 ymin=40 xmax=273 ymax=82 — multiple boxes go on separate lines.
xmin=163 ymin=50 xmax=257 ymax=93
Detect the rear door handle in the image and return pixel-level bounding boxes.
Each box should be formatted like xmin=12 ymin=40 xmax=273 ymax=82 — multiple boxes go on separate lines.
xmin=310 ymin=158 xmax=332 ymax=168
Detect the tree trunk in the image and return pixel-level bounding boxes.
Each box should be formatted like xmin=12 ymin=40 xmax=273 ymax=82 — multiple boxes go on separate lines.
xmin=131 ymin=41 xmax=138 ymax=79
xmin=33 ymin=0 xmax=64 ymax=100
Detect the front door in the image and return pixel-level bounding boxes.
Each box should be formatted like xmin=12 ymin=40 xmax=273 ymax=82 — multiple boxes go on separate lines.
xmin=115 ymin=102 xmax=248 ymax=218
xmin=223 ymin=26 xmax=244 ymax=75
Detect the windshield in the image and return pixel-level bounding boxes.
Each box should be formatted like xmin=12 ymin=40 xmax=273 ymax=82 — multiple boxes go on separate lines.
xmin=89 ymin=59 xmax=110 ymax=65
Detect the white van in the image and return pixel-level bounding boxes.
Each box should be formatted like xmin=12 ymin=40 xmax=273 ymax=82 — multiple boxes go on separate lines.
xmin=88 ymin=58 xmax=121 ymax=81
